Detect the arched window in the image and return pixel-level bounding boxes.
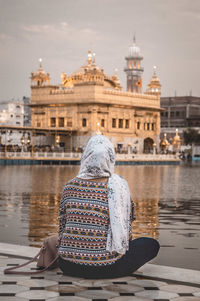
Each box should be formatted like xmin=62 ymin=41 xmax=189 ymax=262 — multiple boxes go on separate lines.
xmin=82 ymin=118 xmax=87 ymax=127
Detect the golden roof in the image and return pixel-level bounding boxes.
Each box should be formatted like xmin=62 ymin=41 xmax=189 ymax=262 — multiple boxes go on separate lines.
xmin=61 ymin=51 xmax=122 ymax=90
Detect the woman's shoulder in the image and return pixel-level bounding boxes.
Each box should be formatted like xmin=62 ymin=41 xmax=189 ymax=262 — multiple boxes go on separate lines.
xmin=64 ymin=177 xmax=108 ymax=188
xmin=62 ymin=177 xmax=108 ymax=195
xmin=62 ymin=177 xmax=78 ymax=191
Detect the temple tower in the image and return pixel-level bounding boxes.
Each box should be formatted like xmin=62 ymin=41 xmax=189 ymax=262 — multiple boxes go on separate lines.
xmin=146 ymin=66 xmax=161 ymax=96
xmin=31 ymin=59 xmax=50 ymax=87
xmin=124 ymin=37 xmax=144 ymax=93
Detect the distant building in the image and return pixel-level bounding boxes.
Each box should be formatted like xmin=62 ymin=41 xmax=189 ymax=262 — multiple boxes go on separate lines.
xmin=160 ymin=96 xmax=200 ymax=141
xmin=0 ymin=101 xmax=24 ymax=126
xmin=30 ymin=41 xmax=162 ymax=153
xmin=0 ymin=97 xmax=31 ymax=127
xmin=23 ymin=96 xmax=31 ymax=126
xmin=0 ymin=98 xmax=31 ymax=146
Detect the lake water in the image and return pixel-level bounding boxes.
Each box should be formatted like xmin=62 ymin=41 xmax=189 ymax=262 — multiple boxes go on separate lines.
xmin=0 ymin=163 xmax=200 ymax=270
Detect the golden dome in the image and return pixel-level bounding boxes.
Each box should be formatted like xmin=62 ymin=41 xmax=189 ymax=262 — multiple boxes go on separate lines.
xmin=161 ymin=133 xmax=170 ymax=147
xmin=146 ymin=66 xmax=161 ymax=95
xmin=31 ymin=59 xmax=50 ymax=87
xmin=61 ymin=51 xmax=122 ymax=90
xmin=173 ymin=129 xmax=181 ymax=144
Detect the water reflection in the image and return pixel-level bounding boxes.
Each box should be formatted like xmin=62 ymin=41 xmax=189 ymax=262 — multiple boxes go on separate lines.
xmin=115 ymin=165 xmax=160 ymax=240
xmin=27 ymin=165 xmax=77 ymax=246
xmin=29 ymin=194 xmax=60 ymax=246
xmin=132 ymin=198 xmax=159 ymax=239
xmin=0 ymin=163 xmax=200 ymax=270
xmin=28 ymin=195 xmax=159 ymax=246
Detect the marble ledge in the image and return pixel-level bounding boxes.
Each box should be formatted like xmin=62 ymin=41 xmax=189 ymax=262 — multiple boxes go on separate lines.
xmin=136 ymin=263 xmax=200 ymax=285
xmin=1 ymin=242 xmax=200 ymax=285
xmin=0 ymin=242 xmax=39 ymax=259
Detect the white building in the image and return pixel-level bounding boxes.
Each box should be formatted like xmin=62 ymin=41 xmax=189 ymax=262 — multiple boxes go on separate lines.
xmin=0 ymin=99 xmax=31 ymax=147
xmin=0 ymin=101 xmax=24 ymax=126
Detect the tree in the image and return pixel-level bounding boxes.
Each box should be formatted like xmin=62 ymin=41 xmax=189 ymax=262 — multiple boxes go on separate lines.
xmin=183 ymin=128 xmax=200 ymax=145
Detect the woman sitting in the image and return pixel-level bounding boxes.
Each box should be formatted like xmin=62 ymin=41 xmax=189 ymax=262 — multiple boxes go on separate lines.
xmin=58 ymin=135 xmax=159 ymax=279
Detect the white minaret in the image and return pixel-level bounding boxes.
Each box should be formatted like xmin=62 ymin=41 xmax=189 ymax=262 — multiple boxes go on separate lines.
xmin=124 ymin=36 xmax=144 ymax=93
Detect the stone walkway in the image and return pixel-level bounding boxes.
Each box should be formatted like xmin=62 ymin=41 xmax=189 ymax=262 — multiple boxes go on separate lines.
xmin=0 ymin=243 xmax=200 ymax=301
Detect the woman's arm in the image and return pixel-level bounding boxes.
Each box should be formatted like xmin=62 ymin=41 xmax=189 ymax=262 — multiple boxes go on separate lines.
xmin=58 ymin=187 xmax=67 ymax=245
xmin=129 ymin=199 xmax=136 ymax=240
xmin=130 ymin=200 xmax=136 ymax=222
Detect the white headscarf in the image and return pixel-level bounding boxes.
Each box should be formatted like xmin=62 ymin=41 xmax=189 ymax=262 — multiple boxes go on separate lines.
xmin=78 ymin=135 xmax=131 ymax=255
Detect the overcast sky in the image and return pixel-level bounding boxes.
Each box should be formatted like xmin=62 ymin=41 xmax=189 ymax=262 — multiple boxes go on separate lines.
xmin=0 ymin=0 xmax=200 ymax=101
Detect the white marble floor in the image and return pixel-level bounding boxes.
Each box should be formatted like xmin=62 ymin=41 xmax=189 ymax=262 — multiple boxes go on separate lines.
xmin=0 ymin=243 xmax=200 ymax=301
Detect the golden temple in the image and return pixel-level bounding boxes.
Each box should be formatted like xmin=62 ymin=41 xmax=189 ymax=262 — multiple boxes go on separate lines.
xmin=30 ymin=41 xmax=162 ymax=153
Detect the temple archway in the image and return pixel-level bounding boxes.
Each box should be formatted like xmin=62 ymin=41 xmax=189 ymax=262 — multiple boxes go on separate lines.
xmin=144 ymin=137 xmax=154 ymax=153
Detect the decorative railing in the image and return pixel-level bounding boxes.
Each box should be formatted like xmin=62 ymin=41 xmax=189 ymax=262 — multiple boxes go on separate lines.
xmin=115 ymin=153 xmax=179 ymax=161
xmin=0 ymin=152 xmax=179 ymax=161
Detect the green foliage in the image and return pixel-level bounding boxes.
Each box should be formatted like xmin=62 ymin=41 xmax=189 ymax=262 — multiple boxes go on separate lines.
xmin=183 ymin=128 xmax=200 ymax=145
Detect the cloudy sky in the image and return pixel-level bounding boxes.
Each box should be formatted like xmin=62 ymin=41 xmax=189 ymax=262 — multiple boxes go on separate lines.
xmin=0 ymin=0 xmax=200 ymax=101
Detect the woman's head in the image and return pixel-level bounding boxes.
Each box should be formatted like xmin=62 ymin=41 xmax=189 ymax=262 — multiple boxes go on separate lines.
xmin=78 ymin=135 xmax=115 ymax=179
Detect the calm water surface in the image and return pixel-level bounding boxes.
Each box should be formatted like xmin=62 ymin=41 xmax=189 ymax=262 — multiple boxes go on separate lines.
xmin=0 ymin=163 xmax=200 ymax=270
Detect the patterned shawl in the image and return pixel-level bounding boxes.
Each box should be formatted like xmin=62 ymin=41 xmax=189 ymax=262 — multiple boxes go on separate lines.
xmin=77 ymin=135 xmax=131 ymax=255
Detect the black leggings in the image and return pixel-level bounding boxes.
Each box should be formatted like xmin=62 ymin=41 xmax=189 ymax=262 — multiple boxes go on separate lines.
xmin=59 ymin=237 xmax=160 ymax=279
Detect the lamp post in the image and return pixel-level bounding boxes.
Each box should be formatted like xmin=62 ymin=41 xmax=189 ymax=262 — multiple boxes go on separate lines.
xmin=21 ymin=132 xmax=31 ymax=153
xmin=27 ymin=133 xmax=31 ymax=145
xmin=96 ymin=122 xmax=101 ymax=135
xmin=21 ymin=133 xmax=25 ymax=153
xmin=55 ymin=135 xmax=60 ymax=151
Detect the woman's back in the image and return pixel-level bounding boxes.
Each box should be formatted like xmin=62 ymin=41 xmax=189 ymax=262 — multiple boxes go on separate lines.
xmin=58 ymin=135 xmax=159 ymax=279
xmin=58 ymin=177 xmax=122 ymax=266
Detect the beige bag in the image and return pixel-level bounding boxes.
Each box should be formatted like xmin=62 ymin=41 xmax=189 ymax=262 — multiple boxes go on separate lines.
xmin=4 ymin=235 xmax=59 ymax=275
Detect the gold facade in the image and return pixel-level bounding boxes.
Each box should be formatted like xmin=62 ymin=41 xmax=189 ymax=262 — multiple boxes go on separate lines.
xmin=30 ymin=53 xmax=162 ymax=153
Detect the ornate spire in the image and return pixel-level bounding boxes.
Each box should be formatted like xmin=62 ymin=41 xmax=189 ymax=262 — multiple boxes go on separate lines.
xmin=145 ymin=65 xmax=161 ymax=95
xmin=173 ymin=128 xmax=181 ymax=151
xmin=92 ymin=52 xmax=96 ymax=65
xmin=30 ymin=59 xmax=50 ymax=87
xmin=39 ymin=58 xmax=43 ymax=69
xmin=88 ymin=50 xmax=92 ymax=65
xmin=111 ymin=68 xmax=121 ymax=90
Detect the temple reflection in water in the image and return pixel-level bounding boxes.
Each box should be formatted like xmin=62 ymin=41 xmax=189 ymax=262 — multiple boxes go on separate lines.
xmin=29 ymin=194 xmax=59 ymax=246
xmin=116 ymin=165 xmax=160 ymax=240
xmin=28 ymin=165 xmax=73 ymax=246
xmin=28 ymin=194 xmax=159 ymax=246
xmin=28 ymin=165 xmax=161 ymax=246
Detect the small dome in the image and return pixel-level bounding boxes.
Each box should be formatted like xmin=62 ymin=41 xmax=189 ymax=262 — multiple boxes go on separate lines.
xmin=128 ymin=37 xmax=142 ymax=57
xmin=31 ymin=60 xmax=50 ymax=87
xmin=36 ymin=67 xmax=46 ymax=76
